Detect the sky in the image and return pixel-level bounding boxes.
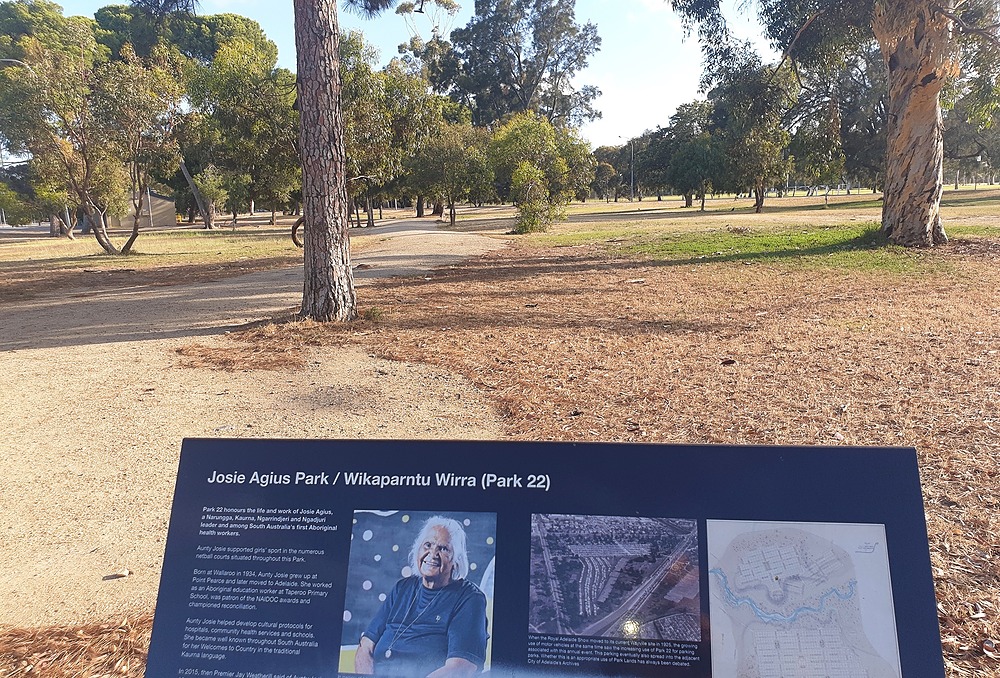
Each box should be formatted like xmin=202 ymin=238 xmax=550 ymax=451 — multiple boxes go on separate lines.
xmin=54 ymin=0 xmax=773 ymax=148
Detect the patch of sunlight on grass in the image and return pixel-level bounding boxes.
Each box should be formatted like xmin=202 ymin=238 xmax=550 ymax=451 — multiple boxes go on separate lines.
xmin=0 ymin=227 xmax=301 ymax=272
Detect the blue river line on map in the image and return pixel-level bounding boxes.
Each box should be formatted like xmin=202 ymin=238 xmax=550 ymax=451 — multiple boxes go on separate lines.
xmin=710 ymin=569 xmax=858 ymax=624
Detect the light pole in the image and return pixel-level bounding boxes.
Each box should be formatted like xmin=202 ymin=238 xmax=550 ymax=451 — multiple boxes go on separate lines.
xmin=618 ymin=135 xmax=635 ymax=202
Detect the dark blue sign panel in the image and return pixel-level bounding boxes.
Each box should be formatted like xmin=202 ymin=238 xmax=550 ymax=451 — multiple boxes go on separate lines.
xmin=147 ymin=439 xmax=943 ymax=678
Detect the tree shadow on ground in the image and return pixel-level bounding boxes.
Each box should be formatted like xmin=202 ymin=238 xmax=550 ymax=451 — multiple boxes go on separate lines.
xmin=0 ymin=225 xmax=963 ymax=352
xmin=342 ymin=229 xmax=905 ymax=339
xmin=379 ymin=227 xmax=892 ymax=294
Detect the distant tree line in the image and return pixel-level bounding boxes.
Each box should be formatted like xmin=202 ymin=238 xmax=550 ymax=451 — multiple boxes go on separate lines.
xmin=601 ymin=42 xmax=1000 ymax=216
xmin=0 ymin=0 xmax=602 ymax=249
xmin=2 ymin=0 xmax=998 ymax=255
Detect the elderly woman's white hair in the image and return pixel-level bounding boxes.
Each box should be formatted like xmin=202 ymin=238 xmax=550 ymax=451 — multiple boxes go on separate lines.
xmin=408 ymin=516 xmax=470 ymax=581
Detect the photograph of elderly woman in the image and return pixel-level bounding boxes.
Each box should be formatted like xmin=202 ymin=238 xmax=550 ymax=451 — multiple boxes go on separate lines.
xmin=339 ymin=511 xmax=497 ymax=677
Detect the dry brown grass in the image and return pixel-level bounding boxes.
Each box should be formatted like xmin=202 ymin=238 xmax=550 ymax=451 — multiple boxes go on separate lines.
xmin=0 ymin=613 xmax=152 ymax=677
xmin=0 ymin=256 xmax=300 ymax=305
xmin=3 ymin=199 xmax=1000 ymax=677
xmin=174 ymin=315 xmax=373 ymax=371
xmin=219 ymin=241 xmax=997 ymax=676
xmin=0 ymin=215 xmax=396 ymax=305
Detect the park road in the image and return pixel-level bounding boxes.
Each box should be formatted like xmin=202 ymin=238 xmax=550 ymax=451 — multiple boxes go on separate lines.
xmin=0 ymin=219 xmax=507 ymax=628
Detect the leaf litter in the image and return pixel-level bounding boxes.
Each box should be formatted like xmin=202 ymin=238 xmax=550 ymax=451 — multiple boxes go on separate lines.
xmin=4 ymin=241 xmax=1000 ymax=677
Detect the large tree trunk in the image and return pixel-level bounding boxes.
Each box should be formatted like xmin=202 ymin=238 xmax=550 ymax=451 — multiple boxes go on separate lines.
xmin=84 ymin=203 xmax=120 ymax=255
xmin=122 ymin=182 xmax=146 ymax=255
xmin=753 ymin=181 xmax=765 ymax=213
xmin=294 ymin=0 xmax=356 ymax=322
xmin=179 ymin=159 xmax=213 ymax=229
xmin=62 ymin=206 xmax=76 ymax=239
xmin=873 ymin=3 xmax=956 ymax=246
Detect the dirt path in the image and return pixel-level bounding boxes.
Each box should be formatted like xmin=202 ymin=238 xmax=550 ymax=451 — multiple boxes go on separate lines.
xmin=0 ymin=221 xmax=507 ymax=628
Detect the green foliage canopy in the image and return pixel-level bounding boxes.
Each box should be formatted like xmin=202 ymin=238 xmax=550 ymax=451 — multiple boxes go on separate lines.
xmin=447 ymin=0 xmax=601 ymax=127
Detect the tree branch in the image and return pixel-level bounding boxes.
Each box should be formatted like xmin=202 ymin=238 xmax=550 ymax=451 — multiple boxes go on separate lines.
xmin=772 ymin=10 xmax=827 ymax=78
xmin=763 ymin=9 xmax=826 ymax=111
xmin=932 ymin=3 xmax=1000 ymax=46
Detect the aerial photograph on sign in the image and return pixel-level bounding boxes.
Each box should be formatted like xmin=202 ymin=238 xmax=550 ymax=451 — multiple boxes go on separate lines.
xmin=529 ymin=513 xmax=701 ymax=641
xmin=707 ymin=520 xmax=901 ymax=678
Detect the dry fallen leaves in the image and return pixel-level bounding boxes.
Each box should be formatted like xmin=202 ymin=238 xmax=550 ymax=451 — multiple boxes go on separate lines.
xmin=4 ymin=238 xmax=1000 ymax=678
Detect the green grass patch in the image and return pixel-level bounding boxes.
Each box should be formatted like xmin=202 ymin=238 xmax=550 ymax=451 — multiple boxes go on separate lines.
xmin=947 ymin=223 xmax=1000 ymax=239
xmin=820 ymin=197 xmax=884 ymax=210
xmin=940 ymin=186 xmax=1000 ymax=203
xmin=625 ymin=223 xmax=955 ymax=272
xmin=534 ymin=221 xmax=960 ymax=273
xmin=531 ymin=227 xmax=642 ymax=247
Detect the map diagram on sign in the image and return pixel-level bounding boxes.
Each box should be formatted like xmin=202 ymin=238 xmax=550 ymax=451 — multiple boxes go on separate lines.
xmin=707 ymin=520 xmax=901 ymax=678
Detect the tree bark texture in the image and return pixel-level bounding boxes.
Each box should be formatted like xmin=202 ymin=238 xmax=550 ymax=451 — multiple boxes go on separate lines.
xmin=122 ymin=185 xmax=145 ymax=255
xmin=63 ymin=206 xmax=76 ymax=239
xmin=179 ymin=159 xmax=214 ymax=230
xmin=873 ymin=1 xmax=956 ymax=246
xmin=294 ymin=0 xmax=356 ymax=322
xmin=86 ymin=204 xmax=120 ymax=255
xmin=753 ymin=181 xmax=765 ymax=213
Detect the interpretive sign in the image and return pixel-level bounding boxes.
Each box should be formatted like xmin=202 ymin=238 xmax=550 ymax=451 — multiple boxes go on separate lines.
xmin=147 ymin=439 xmax=944 ymax=678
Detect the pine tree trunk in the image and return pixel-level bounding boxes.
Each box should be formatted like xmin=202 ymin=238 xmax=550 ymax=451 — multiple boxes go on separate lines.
xmin=294 ymin=0 xmax=356 ymax=322
xmin=874 ymin=2 xmax=955 ymax=246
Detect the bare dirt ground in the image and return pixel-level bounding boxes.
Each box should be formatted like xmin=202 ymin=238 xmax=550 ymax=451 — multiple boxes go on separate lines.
xmin=2 ymin=203 xmax=1000 ymax=677
xmin=0 ymin=219 xmax=507 ymax=632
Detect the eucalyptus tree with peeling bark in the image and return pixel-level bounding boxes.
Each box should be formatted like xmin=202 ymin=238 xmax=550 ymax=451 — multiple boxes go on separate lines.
xmin=871 ymin=3 xmax=959 ymax=246
xmin=670 ymin=0 xmax=1000 ymax=247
